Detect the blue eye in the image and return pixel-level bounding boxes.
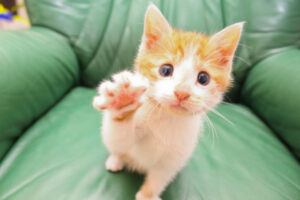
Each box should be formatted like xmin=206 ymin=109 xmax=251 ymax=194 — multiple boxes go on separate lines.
xmin=159 ymin=64 xmax=173 ymax=77
xmin=197 ymin=71 xmax=210 ymax=86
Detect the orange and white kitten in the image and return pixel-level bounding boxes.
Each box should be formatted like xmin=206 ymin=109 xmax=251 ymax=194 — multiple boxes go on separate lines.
xmin=93 ymin=4 xmax=243 ymax=200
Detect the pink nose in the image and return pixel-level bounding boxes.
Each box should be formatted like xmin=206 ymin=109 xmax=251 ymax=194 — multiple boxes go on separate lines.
xmin=174 ymin=91 xmax=190 ymax=101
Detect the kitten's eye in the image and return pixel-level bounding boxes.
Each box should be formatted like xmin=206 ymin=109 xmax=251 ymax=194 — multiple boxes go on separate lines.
xmin=159 ymin=64 xmax=173 ymax=77
xmin=197 ymin=71 xmax=210 ymax=86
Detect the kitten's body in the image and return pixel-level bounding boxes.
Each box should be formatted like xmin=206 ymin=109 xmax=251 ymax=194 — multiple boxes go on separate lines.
xmin=102 ymin=100 xmax=202 ymax=173
xmin=93 ymin=4 xmax=243 ymax=200
xmin=101 ymin=96 xmax=202 ymax=200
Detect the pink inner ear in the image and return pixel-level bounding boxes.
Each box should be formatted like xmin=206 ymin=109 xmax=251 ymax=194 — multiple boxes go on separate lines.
xmin=208 ymin=23 xmax=243 ymax=67
xmin=146 ymin=33 xmax=160 ymax=49
xmin=142 ymin=5 xmax=172 ymax=50
xmin=218 ymin=46 xmax=235 ymax=65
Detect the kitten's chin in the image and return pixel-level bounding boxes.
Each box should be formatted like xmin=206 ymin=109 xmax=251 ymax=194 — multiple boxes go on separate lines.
xmin=168 ymin=101 xmax=211 ymax=115
xmin=148 ymin=97 xmax=199 ymax=115
xmin=167 ymin=104 xmax=207 ymax=116
xmin=169 ymin=103 xmax=189 ymax=112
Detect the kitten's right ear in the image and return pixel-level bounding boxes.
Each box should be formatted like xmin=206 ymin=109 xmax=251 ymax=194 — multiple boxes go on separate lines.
xmin=141 ymin=4 xmax=172 ymax=49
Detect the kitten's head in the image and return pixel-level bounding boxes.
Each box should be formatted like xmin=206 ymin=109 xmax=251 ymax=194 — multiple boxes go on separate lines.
xmin=135 ymin=4 xmax=243 ymax=114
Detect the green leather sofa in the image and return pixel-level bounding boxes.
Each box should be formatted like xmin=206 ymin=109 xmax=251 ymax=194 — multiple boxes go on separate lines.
xmin=0 ymin=0 xmax=299 ymax=199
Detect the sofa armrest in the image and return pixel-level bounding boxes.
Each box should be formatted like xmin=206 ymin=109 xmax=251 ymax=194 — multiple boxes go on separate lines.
xmin=241 ymin=48 xmax=300 ymax=158
xmin=0 ymin=27 xmax=79 ymax=159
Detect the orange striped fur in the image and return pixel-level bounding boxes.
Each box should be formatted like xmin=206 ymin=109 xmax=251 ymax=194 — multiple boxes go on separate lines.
xmin=135 ymin=11 xmax=243 ymax=92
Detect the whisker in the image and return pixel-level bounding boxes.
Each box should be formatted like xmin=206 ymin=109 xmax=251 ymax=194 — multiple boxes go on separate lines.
xmin=209 ymin=108 xmax=234 ymax=126
xmin=232 ymin=55 xmax=251 ymax=66
xmin=144 ymin=99 xmax=166 ymax=143
xmin=204 ymin=114 xmax=217 ymax=148
xmin=145 ymin=98 xmax=159 ymax=122
xmin=189 ymin=101 xmax=235 ymax=127
xmin=205 ymin=54 xmax=251 ymax=66
xmin=238 ymin=43 xmax=251 ymax=51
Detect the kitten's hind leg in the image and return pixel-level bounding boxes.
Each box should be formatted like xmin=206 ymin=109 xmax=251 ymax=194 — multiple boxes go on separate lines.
xmin=136 ymin=167 xmax=178 ymax=200
xmin=93 ymin=71 xmax=148 ymax=120
xmin=105 ymin=154 xmax=124 ymax=172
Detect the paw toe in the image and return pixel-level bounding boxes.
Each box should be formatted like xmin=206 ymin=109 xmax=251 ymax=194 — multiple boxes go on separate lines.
xmin=98 ymin=81 xmax=116 ymax=96
xmin=93 ymin=96 xmax=107 ymax=110
xmin=112 ymin=70 xmax=133 ymax=84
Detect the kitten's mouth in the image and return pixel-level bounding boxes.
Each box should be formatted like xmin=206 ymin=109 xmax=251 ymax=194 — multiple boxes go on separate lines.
xmin=169 ymin=101 xmax=190 ymax=112
xmin=148 ymin=97 xmax=190 ymax=113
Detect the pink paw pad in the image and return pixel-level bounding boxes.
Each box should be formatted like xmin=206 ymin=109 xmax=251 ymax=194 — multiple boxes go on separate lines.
xmin=93 ymin=71 xmax=148 ymax=111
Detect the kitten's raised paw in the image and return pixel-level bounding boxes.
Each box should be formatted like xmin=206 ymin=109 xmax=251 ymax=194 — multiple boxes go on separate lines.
xmin=93 ymin=71 xmax=148 ymax=114
xmin=105 ymin=155 xmax=124 ymax=172
xmin=136 ymin=191 xmax=161 ymax=200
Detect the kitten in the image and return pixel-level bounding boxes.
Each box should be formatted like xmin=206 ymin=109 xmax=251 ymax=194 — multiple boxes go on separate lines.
xmin=93 ymin=4 xmax=243 ymax=200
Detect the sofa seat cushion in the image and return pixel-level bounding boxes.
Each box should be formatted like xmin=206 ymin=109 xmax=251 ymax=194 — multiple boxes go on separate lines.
xmin=0 ymin=87 xmax=299 ymax=200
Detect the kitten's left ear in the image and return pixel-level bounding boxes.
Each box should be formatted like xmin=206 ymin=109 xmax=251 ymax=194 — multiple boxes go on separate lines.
xmin=141 ymin=4 xmax=172 ymax=50
xmin=209 ymin=22 xmax=244 ymax=67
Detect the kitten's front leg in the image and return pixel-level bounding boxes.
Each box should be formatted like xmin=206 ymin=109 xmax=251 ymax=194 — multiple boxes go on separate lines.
xmin=93 ymin=70 xmax=149 ymax=120
xmin=93 ymin=71 xmax=148 ymax=172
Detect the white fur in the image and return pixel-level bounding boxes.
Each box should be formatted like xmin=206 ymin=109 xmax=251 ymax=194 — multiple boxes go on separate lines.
xmin=101 ymin=91 xmax=203 ymax=200
xmin=94 ymin=56 xmax=222 ymax=200
xmin=93 ymin=4 xmax=239 ymax=200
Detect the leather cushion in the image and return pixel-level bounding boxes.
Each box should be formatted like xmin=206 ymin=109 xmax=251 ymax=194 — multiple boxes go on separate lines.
xmin=0 ymin=27 xmax=79 ymax=161
xmin=242 ymin=48 xmax=300 ymax=158
xmin=0 ymin=87 xmax=299 ymax=200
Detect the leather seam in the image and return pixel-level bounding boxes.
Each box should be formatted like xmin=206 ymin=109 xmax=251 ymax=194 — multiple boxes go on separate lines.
xmin=108 ymin=0 xmax=134 ymax=74
xmin=84 ymin=0 xmax=114 ymax=70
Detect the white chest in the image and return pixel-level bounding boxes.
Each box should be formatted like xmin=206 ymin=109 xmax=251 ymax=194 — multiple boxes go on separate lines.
xmin=130 ymin=103 xmax=203 ymax=169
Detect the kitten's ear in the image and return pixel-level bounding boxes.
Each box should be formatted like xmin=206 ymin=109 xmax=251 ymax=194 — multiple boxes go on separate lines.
xmin=209 ymin=22 xmax=244 ymax=68
xmin=141 ymin=4 xmax=172 ymax=49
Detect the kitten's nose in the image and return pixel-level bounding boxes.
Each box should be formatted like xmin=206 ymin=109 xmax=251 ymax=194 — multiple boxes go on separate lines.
xmin=174 ymin=91 xmax=190 ymax=101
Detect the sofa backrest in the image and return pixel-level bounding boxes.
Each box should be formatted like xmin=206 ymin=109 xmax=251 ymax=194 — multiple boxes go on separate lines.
xmin=26 ymin=0 xmax=300 ymax=100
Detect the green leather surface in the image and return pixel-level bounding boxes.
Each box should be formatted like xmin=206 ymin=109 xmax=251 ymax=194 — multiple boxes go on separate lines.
xmin=0 ymin=141 xmax=13 ymax=163
xmin=0 ymin=87 xmax=299 ymax=200
xmin=242 ymin=48 xmax=300 ymax=159
xmin=0 ymin=27 xmax=79 ymax=161
xmin=222 ymin=0 xmax=300 ymax=91
xmin=25 ymin=0 xmax=300 ymax=101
